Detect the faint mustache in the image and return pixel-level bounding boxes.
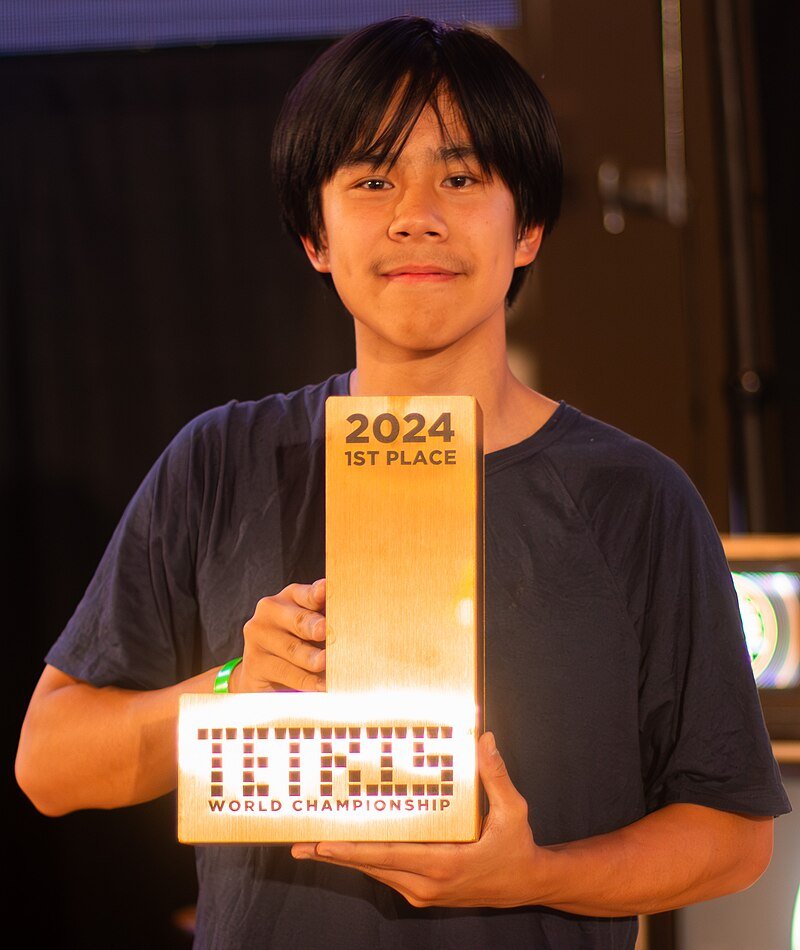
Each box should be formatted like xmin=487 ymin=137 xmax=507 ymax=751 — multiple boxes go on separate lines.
xmin=371 ymin=255 xmax=471 ymax=276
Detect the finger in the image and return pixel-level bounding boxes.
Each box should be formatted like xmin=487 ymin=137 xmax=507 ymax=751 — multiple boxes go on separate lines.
xmin=292 ymin=844 xmax=431 ymax=902
xmin=292 ymin=842 xmax=451 ymax=907
xmin=291 ymin=843 xmax=317 ymax=859
xmin=258 ymin=627 xmax=326 ymax=673
xmin=243 ymin=611 xmax=326 ymax=673
xmin=294 ymin=841 xmax=441 ymax=874
xmin=292 ymin=841 xmax=399 ymax=869
xmin=292 ymin=842 xmax=430 ymax=877
xmin=288 ymin=578 xmax=326 ymax=613
xmin=267 ymin=598 xmax=326 ymax=643
xmin=478 ymin=732 xmax=526 ymax=815
xmin=256 ymin=653 xmax=326 ymax=692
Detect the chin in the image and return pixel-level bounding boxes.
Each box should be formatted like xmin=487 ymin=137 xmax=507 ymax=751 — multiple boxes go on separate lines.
xmin=357 ymin=312 xmax=488 ymax=355
xmin=379 ymin=328 xmax=471 ymax=356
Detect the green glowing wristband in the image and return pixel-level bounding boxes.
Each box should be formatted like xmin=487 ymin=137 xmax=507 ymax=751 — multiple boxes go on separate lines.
xmin=214 ymin=657 xmax=243 ymax=694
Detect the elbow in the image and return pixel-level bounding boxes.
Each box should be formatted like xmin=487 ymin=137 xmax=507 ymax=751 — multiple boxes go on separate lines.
xmin=746 ymin=820 xmax=774 ymax=887
xmin=15 ymin=740 xmax=72 ymax=818
xmin=730 ymin=816 xmax=774 ymax=893
xmin=16 ymin=666 xmax=88 ymax=817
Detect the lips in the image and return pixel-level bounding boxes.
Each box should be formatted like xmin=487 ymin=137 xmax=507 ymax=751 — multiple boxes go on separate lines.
xmin=382 ymin=264 xmax=460 ymax=282
xmin=384 ymin=264 xmax=458 ymax=275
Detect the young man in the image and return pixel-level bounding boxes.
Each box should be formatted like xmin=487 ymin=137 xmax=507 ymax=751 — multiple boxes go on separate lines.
xmin=16 ymin=17 xmax=788 ymax=950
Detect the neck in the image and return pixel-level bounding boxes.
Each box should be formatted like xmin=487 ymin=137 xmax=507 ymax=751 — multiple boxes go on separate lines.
xmin=350 ymin=314 xmax=558 ymax=454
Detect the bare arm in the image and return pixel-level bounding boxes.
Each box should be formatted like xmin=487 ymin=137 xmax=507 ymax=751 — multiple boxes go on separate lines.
xmin=15 ymin=580 xmax=328 ymax=817
xmin=540 ymin=802 xmax=772 ymax=916
xmin=15 ymin=664 xmax=217 ymax=816
xmin=293 ymin=732 xmax=774 ymax=915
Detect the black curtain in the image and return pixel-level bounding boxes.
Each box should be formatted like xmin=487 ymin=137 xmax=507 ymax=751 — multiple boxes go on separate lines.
xmin=2 ymin=40 xmax=354 ymax=947
xmin=754 ymin=4 xmax=800 ymax=533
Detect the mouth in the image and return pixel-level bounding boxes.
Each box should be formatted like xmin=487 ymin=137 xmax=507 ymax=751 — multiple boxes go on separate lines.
xmin=382 ymin=265 xmax=460 ymax=283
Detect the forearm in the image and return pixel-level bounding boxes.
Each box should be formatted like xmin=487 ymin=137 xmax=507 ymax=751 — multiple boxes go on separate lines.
xmin=15 ymin=665 xmax=219 ymax=816
xmin=534 ymin=803 xmax=773 ymax=916
xmin=17 ymin=582 xmax=329 ymax=817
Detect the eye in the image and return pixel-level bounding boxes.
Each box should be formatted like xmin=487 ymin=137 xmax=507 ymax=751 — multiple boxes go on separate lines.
xmin=357 ymin=178 xmax=392 ymax=191
xmin=443 ymin=174 xmax=477 ymax=189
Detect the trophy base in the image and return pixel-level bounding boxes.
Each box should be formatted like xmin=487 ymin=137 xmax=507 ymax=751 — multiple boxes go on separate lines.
xmin=178 ymin=691 xmax=480 ymax=843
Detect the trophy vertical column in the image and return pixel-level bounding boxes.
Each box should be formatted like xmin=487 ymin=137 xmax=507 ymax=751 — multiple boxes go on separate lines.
xmin=326 ymin=395 xmax=483 ymax=699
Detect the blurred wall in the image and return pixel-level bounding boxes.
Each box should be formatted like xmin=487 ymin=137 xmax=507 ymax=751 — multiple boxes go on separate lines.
xmin=506 ymin=0 xmax=797 ymax=534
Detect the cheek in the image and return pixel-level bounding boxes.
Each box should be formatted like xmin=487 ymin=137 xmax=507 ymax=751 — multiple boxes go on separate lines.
xmin=326 ymin=224 xmax=375 ymax=279
xmin=470 ymin=218 xmax=517 ymax=289
xmin=469 ymin=200 xmax=518 ymax=264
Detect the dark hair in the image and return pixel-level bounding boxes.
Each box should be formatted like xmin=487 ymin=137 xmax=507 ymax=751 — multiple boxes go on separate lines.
xmin=271 ymin=16 xmax=562 ymax=306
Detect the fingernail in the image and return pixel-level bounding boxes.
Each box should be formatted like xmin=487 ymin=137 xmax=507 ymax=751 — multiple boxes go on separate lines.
xmin=316 ymin=844 xmax=333 ymax=857
xmin=485 ymin=732 xmax=498 ymax=755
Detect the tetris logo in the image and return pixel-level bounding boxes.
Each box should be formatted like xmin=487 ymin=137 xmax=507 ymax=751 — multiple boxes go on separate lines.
xmin=178 ymin=691 xmax=477 ymax=841
xmin=198 ymin=723 xmax=455 ymax=802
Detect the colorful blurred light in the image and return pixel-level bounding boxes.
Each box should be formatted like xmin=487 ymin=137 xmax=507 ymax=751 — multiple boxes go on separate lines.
xmin=732 ymin=572 xmax=800 ymax=688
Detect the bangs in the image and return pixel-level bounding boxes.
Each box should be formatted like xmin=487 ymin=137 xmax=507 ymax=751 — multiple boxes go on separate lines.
xmin=337 ymin=76 xmax=492 ymax=181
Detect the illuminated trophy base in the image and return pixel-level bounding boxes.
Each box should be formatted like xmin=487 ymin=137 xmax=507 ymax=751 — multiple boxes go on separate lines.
xmin=178 ymin=396 xmax=483 ymax=843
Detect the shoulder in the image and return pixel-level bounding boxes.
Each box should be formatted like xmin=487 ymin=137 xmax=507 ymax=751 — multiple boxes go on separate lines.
xmin=539 ymin=407 xmax=728 ymax=609
xmin=540 ymin=407 xmax=733 ymax=630
xmin=158 ymin=372 xmax=349 ymax=463
xmin=128 ymin=373 xmax=348 ymax=518
xmin=542 ymin=406 xmax=708 ymax=528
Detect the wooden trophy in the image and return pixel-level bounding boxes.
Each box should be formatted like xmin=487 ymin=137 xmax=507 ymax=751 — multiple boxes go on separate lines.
xmin=178 ymin=395 xmax=484 ymax=842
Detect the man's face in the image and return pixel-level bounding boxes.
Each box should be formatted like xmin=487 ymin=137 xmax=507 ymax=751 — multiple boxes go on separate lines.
xmin=301 ymin=99 xmax=542 ymax=357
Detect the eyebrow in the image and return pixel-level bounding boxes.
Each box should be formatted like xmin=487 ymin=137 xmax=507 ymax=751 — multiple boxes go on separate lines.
xmin=339 ymin=143 xmax=480 ymax=170
xmin=438 ymin=144 xmax=479 ymax=163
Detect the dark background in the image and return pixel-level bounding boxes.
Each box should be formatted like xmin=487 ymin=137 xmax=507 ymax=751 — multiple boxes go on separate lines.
xmin=3 ymin=38 xmax=351 ymax=948
xmin=2 ymin=3 xmax=796 ymax=947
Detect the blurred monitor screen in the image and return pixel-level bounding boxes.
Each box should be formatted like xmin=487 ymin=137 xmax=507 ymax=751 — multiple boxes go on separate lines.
xmin=722 ymin=535 xmax=800 ymax=740
xmin=733 ymin=571 xmax=800 ymax=689
xmin=1 ymin=1 xmax=519 ymax=55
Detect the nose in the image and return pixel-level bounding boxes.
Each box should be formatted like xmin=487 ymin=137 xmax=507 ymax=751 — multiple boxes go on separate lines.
xmin=388 ymin=184 xmax=448 ymax=242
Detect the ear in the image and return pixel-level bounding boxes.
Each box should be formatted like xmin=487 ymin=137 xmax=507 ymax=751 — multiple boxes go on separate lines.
xmin=300 ymin=234 xmax=331 ymax=273
xmin=513 ymin=224 xmax=544 ymax=268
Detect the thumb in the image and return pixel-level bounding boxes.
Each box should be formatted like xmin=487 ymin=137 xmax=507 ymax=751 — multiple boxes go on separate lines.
xmin=478 ymin=731 xmax=521 ymax=812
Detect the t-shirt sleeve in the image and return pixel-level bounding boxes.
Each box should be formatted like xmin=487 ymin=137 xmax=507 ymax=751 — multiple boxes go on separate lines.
xmin=635 ymin=459 xmax=790 ymax=818
xmin=45 ymin=415 xmax=210 ymax=690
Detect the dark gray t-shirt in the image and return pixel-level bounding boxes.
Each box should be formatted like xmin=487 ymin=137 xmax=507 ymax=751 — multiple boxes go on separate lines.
xmin=47 ymin=372 xmax=790 ymax=949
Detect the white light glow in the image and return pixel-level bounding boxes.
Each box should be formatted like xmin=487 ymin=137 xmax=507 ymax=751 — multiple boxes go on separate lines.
xmin=457 ymin=598 xmax=474 ymax=626
xmin=178 ymin=690 xmax=479 ymax=841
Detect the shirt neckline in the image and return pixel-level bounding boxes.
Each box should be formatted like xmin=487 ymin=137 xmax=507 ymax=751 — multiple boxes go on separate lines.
xmin=485 ymin=401 xmax=580 ymax=474
xmin=336 ymin=371 xmax=579 ymax=473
